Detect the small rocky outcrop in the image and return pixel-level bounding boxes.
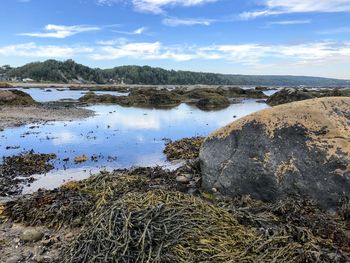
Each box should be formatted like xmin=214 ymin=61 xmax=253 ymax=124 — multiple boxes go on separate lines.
xmin=0 ymin=90 xmax=37 ymax=106
xmin=200 ymin=97 xmax=350 ymax=209
xmin=79 ymin=88 xmax=182 ymax=108
xmin=79 ymin=87 xmax=267 ymax=110
xmin=196 ymin=95 xmax=230 ymax=110
xmin=267 ymin=88 xmax=350 ymax=106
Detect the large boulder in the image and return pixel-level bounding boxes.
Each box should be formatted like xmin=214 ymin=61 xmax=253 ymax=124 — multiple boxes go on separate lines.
xmin=200 ymin=97 xmax=350 ymax=209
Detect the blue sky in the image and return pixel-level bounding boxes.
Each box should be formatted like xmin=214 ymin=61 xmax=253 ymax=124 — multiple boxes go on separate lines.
xmin=1 ymin=0 xmax=350 ymax=78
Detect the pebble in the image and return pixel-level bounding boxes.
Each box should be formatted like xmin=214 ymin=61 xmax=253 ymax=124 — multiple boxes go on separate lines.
xmin=6 ymin=256 xmax=22 ymax=263
xmin=176 ymin=176 xmax=190 ymax=184
xmin=20 ymin=228 xmax=44 ymax=242
xmin=183 ymin=173 xmax=193 ymax=179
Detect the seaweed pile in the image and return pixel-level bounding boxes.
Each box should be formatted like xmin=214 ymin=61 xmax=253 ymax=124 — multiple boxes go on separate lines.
xmin=0 ymin=151 xmax=56 ymax=196
xmin=61 ymin=190 xmax=349 ymax=262
xmin=4 ymin=187 xmax=95 ymax=228
xmin=61 ymin=190 xmax=258 ymax=263
xmin=164 ymin=137 xmax=204 ymax=161
xmin=2 ymin=161 xmax=349 ymax=262
xmin=2 ymin=167 xmax=179 ymax=228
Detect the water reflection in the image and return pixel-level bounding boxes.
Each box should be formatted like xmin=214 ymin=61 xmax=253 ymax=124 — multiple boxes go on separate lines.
xmin=6 ymin=87 xmax=127 ymax=102
xmin=1 ymin=100 xmax=269 ymax=191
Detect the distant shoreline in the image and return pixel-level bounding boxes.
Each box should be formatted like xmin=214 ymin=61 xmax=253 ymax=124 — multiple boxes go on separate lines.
xmin=5 ymin=82 xmax=350 ymax=89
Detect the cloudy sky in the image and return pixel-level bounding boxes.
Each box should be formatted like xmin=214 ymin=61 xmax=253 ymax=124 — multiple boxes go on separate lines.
xmin=1 ymin=0 xmax=350 ymax=78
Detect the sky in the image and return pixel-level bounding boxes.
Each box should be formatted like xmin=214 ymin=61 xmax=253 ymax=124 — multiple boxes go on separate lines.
xmin=0 ymin=0 xmax=350 ymax=79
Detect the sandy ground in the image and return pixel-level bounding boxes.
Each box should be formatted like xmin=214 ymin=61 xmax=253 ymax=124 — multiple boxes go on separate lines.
xmin=0 ymin=221 xmax=78 ymax=263
xmin=0 ymin=105 xmax=94 ymax=130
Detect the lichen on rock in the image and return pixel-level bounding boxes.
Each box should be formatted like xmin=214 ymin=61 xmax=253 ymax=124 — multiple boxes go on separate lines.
xmin=200 ymin=97 xmax=350 ymax=209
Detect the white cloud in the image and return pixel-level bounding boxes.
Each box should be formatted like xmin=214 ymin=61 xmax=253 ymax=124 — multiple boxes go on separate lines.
xmin=91 ymin=42 xmax=162 ymax=60
xmin=97 ymin=0 xmax=218 ymax=14
xmin=318 ymin=27 xmax=350 ymax=34
xmin=89 ymin=40 xmax=350 ymax=66
xmin=241 ymin=0 xmax=350 ymax=19
xmin=162 ymin=17 xmax=214 ymax=26
xmin=0 ymin=43 xmax=92 ymax=58
xmin=1 ymin=41 xmax=350 ymax=72
xmin=19 ymin=24 xmax=100 ymax=39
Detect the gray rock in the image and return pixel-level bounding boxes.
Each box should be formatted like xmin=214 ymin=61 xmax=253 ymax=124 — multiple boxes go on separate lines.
xmin=20 ymin=228 xmax=44 ymax=242
xmin=200 ymin=97 xmax=350 ymax=209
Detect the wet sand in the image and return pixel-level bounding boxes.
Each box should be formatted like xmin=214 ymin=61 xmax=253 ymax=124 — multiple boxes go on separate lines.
xmin=0 ymin=105 xmax=94 ymax=130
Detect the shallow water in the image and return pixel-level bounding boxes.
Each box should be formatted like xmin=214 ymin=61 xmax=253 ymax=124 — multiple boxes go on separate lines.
xmin=0 ymin=90 xmax=269 ymax=193
xmin=6 ymin=87 xmax=127 ymax=102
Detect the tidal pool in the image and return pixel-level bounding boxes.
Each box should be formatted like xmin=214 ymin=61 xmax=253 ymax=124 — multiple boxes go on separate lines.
xmin=0 ymin=99 xmax=269 ymax=193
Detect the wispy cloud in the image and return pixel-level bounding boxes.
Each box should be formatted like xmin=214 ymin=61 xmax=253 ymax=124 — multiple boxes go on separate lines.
xmin=96 ymin=38 xmax=129 ymax=45
xmin=318 ymin=27 xmax=350 ymax=35
xmin=113 ymin=27 xmax=147 ymax=35
xmin=240 ymin=0 xmax=350 ymax=19
xmin=0 ymin=43 xmax=92 ymax=58
xmin=267 ymin=20 xmax=311 ymax=26
xmin=19 ymin=24 xmax=101 ymax=39
xmin=97 ymin=0 xmax=219 ymax=14
xmin=96 ymin=0 xmax=121 ymax=6
xmin=162 ymin=17 xmax=214 ymax=26
xmin=90 ymin=42 xmax=195 ymax=61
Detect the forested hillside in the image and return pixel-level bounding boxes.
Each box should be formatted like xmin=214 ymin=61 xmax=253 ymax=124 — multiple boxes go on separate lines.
xmin=4 ymin=59 xmax=350 ymax=86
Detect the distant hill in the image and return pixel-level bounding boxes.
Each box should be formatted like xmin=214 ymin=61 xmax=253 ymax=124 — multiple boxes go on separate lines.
xmin=3 ymin=59 xmax=350 ymax=86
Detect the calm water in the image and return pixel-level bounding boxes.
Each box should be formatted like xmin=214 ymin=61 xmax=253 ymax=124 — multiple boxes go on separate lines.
xmin=6 ymin=87 xmax=127 ymax=102
xmin=0 ymin=88 xmax=270 ymax=193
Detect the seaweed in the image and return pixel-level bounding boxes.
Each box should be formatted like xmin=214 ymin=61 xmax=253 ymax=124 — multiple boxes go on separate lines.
xmin=2 ymin=165 xmax=349 ymax=262
xmin=0 ymin=151 xmax=56 ymax=196
xmin=61 ymin=190 xmax=349 ymax=262
xmin=164 ymin=137 xmax=204 ymax=161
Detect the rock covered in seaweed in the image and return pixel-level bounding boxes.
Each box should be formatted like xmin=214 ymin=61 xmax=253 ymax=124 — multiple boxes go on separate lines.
xmin=200 ymin=97 xmax=350 ymax=209
xmin=0 ymin=90 xmax=37 ymax=106
xmin=267 ymin=87 xmax=350 ymax=106
xmin=79 ymin=86 xmax=267 ymax=110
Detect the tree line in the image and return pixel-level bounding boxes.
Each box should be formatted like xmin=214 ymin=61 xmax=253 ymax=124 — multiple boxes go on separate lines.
xmin=3 ymin=59 xmax=349 ymax=86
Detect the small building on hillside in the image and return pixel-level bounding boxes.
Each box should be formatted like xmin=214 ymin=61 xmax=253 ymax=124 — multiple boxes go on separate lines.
xmin=22 ymin=78 xmax=35 ymax=82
